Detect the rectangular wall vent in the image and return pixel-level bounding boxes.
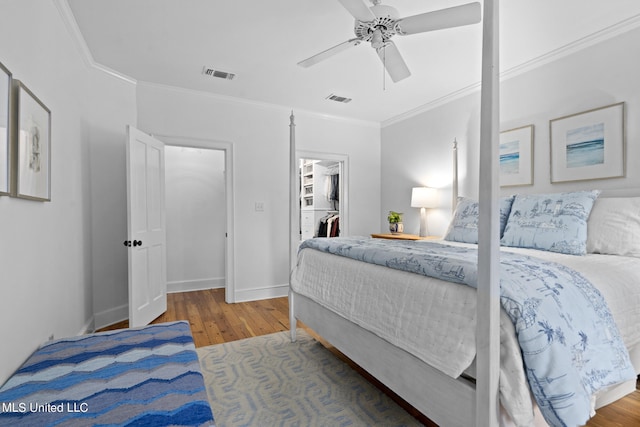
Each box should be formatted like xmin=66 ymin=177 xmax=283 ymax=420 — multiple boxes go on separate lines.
xmin=326 ymin=94 xmax=352 ymax=103
xmin=202 ymin=66 xmax=236 ymax=80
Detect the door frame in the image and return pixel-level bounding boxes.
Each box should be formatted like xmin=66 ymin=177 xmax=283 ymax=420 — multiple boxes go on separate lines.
xmin=296 ymin=150 xmax=349 ymax=237
xmin=155 ymin=134 xmax=236 ymax=303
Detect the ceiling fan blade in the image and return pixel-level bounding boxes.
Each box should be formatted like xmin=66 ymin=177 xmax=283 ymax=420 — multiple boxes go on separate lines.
xmin=376 ymin=41 xmax=411 ymax=83
xmin=396 ymin=2 xmax=481 ymax=35
xmin=338 ymin=0 xmax=375 ymax=22
xmin=297 ymin=38 xmax=361 ymax=68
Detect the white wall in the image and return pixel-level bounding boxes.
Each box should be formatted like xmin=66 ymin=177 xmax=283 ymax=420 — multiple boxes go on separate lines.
xmin=381 ymin=26 xmax=640 ymax=236
xmin=0 ymin=4 xmax=381 ymax=371
xmin=88 ymin=69 xmax=137 ymax=329
xmin=136 ymin=82 xmax=381 ymax=302
xmin=382 ymin=94 xmax=477 ymax=236
xmin=165 ymin=146 xmax=226 ymax=292
xmin=0 ymin=0 xmax=136 ymax=384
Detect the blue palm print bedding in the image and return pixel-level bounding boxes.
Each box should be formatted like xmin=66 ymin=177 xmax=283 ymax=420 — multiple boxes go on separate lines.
xmin=299 ymin=237 xmax=635 ymax=427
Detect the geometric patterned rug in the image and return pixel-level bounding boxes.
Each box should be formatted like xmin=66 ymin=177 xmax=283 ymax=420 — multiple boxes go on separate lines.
xmin=196 ymin=329 xmax=423 ymax=426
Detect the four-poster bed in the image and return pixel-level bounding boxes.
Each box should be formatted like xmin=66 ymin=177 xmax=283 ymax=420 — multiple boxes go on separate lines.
xmin=290 ymin=1 xmax=505 ymax=425
xmin=289 ymin=225 xmax=640 ymax=425
xmin=288 ymin=2 xmax=639 ymax=426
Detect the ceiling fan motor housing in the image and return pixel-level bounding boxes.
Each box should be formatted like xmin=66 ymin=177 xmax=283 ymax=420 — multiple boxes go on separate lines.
xmin=354 ymin=4 xmax=400 ymax=47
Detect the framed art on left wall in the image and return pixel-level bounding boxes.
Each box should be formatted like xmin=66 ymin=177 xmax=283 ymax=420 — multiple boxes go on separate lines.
xmin=14 ymin=80 xmax=51 ymax=201
xmin=0 ymin=61 xmax=11 ymax=196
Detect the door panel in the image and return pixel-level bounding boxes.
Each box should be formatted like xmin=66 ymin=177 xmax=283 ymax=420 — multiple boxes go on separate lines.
xmin=126 ymin=125 xmax=167 ymax=327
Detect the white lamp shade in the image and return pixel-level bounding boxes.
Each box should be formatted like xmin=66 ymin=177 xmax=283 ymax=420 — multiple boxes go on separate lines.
xmin=411 ymin=187 xmax=439 ymax=208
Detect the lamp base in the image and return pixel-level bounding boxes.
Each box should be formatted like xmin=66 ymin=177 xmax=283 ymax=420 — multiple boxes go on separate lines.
xmin=419 ymin=207 xmax=429 ymax=237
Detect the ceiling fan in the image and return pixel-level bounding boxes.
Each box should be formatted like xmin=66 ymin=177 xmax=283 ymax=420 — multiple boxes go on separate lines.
xmin=298 ymin=0 xmax=482 ymax=83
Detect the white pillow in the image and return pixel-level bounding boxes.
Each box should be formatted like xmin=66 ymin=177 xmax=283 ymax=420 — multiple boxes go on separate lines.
xmin=587 ymin=197 xmax=640 ymax=256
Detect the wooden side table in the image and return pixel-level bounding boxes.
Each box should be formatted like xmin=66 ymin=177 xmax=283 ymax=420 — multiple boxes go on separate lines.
xmin=371 ymin=233 xmax=439 ymax=241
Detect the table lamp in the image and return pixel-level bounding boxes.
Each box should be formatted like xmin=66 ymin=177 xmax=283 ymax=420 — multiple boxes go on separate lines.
xmin=411 ymin=187 xmax=439 ymax=237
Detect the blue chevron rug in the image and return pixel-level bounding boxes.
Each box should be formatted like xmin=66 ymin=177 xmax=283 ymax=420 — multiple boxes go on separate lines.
xmin=196 ymin=329 xmax=421 ymax=427
xmin=0 ymin=321 xmax=214 ymax=426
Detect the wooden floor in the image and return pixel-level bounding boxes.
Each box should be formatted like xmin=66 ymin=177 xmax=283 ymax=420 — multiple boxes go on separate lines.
xmin=100 ymin=288 xmax=640 ymax=426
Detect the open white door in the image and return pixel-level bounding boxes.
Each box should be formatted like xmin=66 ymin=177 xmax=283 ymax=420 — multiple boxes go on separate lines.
xmin=126 ymin=125 xmax=167 ymax=327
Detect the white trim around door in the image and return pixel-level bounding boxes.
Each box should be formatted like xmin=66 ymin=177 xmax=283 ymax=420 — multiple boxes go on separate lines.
xmin=155 ymin=134 xmax=236 ymax=303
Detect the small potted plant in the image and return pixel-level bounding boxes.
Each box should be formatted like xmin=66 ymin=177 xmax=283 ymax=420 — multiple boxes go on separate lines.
xmin=387 ymin=211 xmax=404 ymax=234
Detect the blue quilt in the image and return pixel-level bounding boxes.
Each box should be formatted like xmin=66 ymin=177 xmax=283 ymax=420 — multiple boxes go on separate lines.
xmin=0 ymin=321 xmax=215 ymax=427
xmin=299 ymin=237 xmax=636 ymax=427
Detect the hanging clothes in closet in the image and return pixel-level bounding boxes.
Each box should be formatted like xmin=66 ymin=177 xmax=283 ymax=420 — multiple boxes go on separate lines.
xmin=315 ymin=213 xmax=340 ymax=238
xmin=324 ymin=163 xmax=339 ymax=212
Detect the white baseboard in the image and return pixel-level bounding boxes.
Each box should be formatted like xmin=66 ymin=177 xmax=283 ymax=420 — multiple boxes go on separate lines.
xmin=167 ymin=277 xmax=224 ymax=294
xmin=233 ymin=283 xmax=289 ymax=303
xmin=94 ymin=303 xmax=128 ymax=330
xmin=93 ymin=283 xmax=287 ymax=329
xmin=78 ymin=317 xmax=96 ymax=335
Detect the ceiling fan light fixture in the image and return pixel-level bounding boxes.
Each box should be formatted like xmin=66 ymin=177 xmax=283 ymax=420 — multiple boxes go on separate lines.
xmin=370 ymin=29 xmax=384 ymax=49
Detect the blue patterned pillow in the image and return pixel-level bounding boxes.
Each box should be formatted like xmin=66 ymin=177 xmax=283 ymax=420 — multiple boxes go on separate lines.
xmin=500 ymin=190 xmax=600 ymax=255
xmin=444 ymin=196 xmax=515 ymax=244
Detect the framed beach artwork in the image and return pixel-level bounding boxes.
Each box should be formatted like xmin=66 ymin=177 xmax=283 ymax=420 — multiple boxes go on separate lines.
xmin=499 ymin=125 xmax=533 ymax=187
xmin=0 ymin=61 xmax=11 ymax=196
xmin=550 ymin=102 xmax=624 ymax=183
xmin=14 ymin=80 xmax=51 ymax=201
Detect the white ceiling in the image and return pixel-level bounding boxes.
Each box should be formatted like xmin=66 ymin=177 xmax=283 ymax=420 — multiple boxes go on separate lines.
xmin=66 ymin=0 xmax=640 ymax=124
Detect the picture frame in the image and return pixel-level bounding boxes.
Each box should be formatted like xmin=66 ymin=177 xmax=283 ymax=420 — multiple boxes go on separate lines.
xmin=499 ymin=124 xmax=533 ymax=187
xmin=13 ymin=80 xmax=51 ymax=201
xmin=0 ymin=61 xmax=11 ymax=196
xmin=550 ymin=102 xmax=624 ymax=183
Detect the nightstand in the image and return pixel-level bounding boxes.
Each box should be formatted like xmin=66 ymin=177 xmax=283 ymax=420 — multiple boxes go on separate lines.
xmin=371 ymin=233 xmax=439 ymax=241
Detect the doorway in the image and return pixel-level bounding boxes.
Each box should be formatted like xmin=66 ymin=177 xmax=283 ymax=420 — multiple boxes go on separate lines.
xmin=157 ymin=135 xmax=236 ymax=303
xmin=296 ymin=151 xmax=348 ymax=240
xmin=165 ymin=146 xmax=225 ymax=292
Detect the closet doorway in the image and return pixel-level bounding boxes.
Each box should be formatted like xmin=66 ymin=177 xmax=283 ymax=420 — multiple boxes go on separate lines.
xmin=158 ymin=135 xmax=236 ymax=303
xmin=297 ymin=151 xmax=348 ymax=241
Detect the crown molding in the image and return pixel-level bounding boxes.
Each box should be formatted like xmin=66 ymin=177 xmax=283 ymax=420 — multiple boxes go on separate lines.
xmin=137 ymin=81 xmax=380 ymax=129
xmin=56 ymin=0 xmax=640 ymax=130
xmin=55 ymin=0 xmax=376 ymax=128
xmin=54 ymin=0 xmax=136 ymax=85
xmin=500 ymin=12 xmax=640 ymax=83
xmin=381 ymin=13 xmax=640 ymax=128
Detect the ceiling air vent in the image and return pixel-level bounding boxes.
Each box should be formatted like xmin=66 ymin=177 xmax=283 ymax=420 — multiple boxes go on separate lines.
xmin=202 ymin=66 xmax=236 ymax=80
xmin=326 ymin=94 xmax=352 ymax=103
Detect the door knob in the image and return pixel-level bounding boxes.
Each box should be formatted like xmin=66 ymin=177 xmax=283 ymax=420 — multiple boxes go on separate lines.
xmin=123 ymin=240 xmax=131 ymax=247
xmin=133 ymin=240 xmax=142 ymax=247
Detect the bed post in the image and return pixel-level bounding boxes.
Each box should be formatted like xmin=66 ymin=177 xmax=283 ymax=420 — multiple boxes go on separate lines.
xmin=452 ymin=138 xmax=458 ymax=213
xmin=289 ymin=111 xmax=298 ymax=342
xmin=476 ymin=0 xmax=501 ymax=426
